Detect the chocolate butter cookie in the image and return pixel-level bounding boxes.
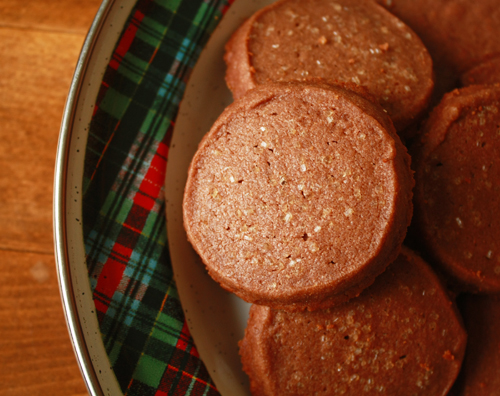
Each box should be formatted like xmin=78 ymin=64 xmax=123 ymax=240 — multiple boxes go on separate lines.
xmin=224 ymin=0 xmax=434 ymax=131
xmin=240 ymin=247 xmax=466 ymax=396
xmin=183 ymin=81 xmax=413 ymax=311
xmin=413 ymin=84 xmax=500 ymax=293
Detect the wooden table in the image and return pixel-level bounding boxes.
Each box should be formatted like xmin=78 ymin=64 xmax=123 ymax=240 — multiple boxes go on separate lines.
xmin=0 ymin=1 xmax=102 ymax=394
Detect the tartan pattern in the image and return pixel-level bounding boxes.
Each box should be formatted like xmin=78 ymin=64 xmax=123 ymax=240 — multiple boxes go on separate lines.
xmin=82 ymin=0 xmax=232 ymax=394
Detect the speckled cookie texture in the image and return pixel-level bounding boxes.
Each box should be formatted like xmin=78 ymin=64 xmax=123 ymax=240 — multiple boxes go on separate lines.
xmin=376 ymin=0 xmax=500 ymax=100
xmin=376 ymin=0 xmax=500 ymax=74
xmin=183 ymin=81 xmax=414 ymax=311
xmin=460 ymin=56 xmax=500 ymax=87
xmin=452 ymin=294 xmax=500 ymax=396
xmin=413 ymin=84 xmax=500 ymax=293
xmin=239 ymin=247 xmax=467 ymax=396
xmin=224 ymin=0 xmax=434 ymax=131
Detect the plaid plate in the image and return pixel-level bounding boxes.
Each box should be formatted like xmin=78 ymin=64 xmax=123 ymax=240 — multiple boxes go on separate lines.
xmin=82 ymin=0 xmax=232 ymax=394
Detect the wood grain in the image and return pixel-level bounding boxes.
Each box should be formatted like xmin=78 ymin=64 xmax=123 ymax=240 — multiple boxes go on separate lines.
xmin=0 ymin=251 xmax=88 ymax=395
xmin=0 ymin=0 xmax=102 ymax=34
xmin=0 ymin=28 xmax=85 ymax=253
xmin=0 ymin=0 xmax=101 ymax=394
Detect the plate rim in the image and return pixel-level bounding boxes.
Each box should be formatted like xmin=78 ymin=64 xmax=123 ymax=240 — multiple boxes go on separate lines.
xmin=53 ymin=0 xmax=129 ymax=394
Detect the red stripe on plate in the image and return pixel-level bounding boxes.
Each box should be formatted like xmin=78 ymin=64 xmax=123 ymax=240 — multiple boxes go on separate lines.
xmin=93 ymin=254 xmax=128 ymax=314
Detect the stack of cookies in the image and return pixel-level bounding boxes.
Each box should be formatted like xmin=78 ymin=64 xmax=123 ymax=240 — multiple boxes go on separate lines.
xmin=182 ymin=0 xmax=500 ymax=394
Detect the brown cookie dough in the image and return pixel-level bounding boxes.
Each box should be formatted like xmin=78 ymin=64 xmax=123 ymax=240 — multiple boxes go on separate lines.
xmin=183 ymin=81 xmax=414 ymax=311
xmin=453 ymin=294 xmax=500 ymax=396
xmin=375 ymin=0 xmax=500 ymax=73
xmin=224 ymin=0 xmax=434 ymax=131
xmin=460 ymin=56 xmax=500 ymax=87
xmin=413 ymin=84 xmax=500 ymax=293
xmin=240 ymin=247 xmax=467 ymax=396
xmin=376 ymin=0 xmax=500 ymax=99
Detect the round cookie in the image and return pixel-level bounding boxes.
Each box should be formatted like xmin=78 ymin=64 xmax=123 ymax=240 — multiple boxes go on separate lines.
xmin=413 ymin=84 xmax=500 ymax=293
xmin=460 ymin=56 xmax=500 ymax=87
xmin=224 ymin=0 xmax=434 ymax=131
xmin=183 ymin=81 xmax=414 ymax=311
xmin=452 ymin=294 xmax=500 ymax=396
xmin=376 ymin=0 xmax=500 ymax=76
xmin=240 ymin=247 xmax=467 ymax=396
